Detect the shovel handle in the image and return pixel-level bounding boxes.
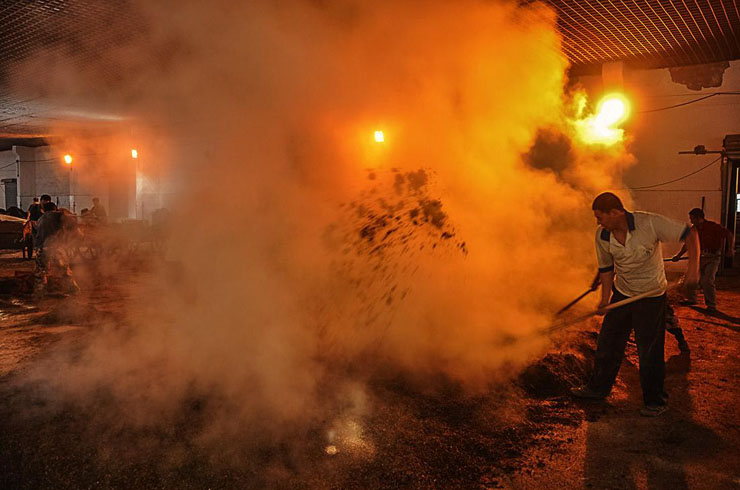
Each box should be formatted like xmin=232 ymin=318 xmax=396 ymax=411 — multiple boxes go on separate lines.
xmin=544 ymin=286 xmax=671 ymax=334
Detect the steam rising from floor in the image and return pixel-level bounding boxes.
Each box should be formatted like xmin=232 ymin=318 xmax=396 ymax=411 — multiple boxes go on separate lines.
xmin=9 ymin=0 xmax=636 ymax=469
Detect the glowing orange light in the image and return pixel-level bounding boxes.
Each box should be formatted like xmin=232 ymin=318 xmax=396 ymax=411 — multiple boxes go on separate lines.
xmin=131 ymin=149 xmax=138 ymax=159
xmin=63 ymin=154 xmax=73 ymax=165
xmin=595 ymin=94 xmax=630 ymax=127
xmin=575 ymin=93 xmax=631 ymax=146
xmin=374 ymin=130 xmax=385 ymax=143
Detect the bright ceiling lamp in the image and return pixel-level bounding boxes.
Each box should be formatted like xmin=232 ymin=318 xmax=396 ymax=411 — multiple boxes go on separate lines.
xmin=576 ymin=93 xmax=632 ymax=146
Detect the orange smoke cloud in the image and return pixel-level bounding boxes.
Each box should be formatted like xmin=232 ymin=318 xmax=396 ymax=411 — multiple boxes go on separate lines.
xmin=12 ymin=0 xmax=638 ymax=441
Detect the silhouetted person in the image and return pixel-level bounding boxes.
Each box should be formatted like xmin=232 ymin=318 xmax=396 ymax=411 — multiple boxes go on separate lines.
xmin=27 ymin=197 xmax=42 ymax=222
xmin=573 ymin=192 xmax=700 ymax=417
xmin=33 ymin=201 xmax=80 ymax=297
xmin=672 ymin=208 xmax=734 ymax=312
xmin=90 ymin=197 xmax=107 ymax=224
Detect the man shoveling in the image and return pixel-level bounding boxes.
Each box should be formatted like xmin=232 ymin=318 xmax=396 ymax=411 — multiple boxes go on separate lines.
xmin=572 ymin=193 xmax=699 ymax=417
xmin=33 ymin=202 xmax=81 ymax=298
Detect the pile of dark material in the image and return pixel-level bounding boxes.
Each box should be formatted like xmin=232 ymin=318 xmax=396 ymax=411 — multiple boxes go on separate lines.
xmin=0 ymin=331 xmax=598 ymax=490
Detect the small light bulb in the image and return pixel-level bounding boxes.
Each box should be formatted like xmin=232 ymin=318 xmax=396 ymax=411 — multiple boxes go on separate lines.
xmin=374 ymin=130 xmax=385 ymax=143
xmin=63 ymin=154 xmax=73 ymax=165
xmin=131 ymin=149 xmax=138 ymax=159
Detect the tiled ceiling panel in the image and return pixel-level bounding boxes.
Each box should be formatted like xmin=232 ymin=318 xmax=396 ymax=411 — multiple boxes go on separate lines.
xmin=0 ymin=0 xmax=737 ymax=138
xmin=549 ymin=0 xmax=740 ymax=72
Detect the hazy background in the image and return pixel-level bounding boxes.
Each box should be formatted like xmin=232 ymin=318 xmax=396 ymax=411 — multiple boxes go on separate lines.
xmin=10 ymin=0 xmax=638 ymax=462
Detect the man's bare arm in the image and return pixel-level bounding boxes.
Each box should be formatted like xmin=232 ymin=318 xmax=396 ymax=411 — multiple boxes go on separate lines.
xmin=672 ymin=241 xmax=688 ymax=261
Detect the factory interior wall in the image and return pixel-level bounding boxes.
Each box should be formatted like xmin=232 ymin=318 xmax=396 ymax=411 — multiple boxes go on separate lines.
xmin=30 ymin=146 xmax=72 ymax=210
xmin=9 ymin=145 xmax=137 ymax=220
xmin=575 ymin=60 xmax=740 ymax=225
xmin=0 ymin=150 xmax=18 ymax=209
xmin=14 ymin=146 xmax=38 ymax=210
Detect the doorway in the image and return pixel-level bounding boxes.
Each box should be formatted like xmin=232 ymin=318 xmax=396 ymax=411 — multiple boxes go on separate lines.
xmin=1 ymin=178 xmax=17 ymax=210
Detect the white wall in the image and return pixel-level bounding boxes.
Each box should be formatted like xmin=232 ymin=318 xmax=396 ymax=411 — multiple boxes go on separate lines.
xmin=0 ymin=150 xmax=19 ymax=209
xmin=576 ymin=61 xmax=740 ymax=224
xmin=13 ymin=144 xmax=139 ymax=220
xmin=28 ymin=146 xmax=73 ymax=210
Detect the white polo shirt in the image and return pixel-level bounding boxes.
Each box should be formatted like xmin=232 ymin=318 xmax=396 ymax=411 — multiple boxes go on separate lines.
xmin=595 ymin=211 xmax=690 ymax=297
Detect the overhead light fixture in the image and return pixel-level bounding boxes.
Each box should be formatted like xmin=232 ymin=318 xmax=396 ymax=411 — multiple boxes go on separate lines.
xmin=594 ymin=93 xmax=630 ymax=127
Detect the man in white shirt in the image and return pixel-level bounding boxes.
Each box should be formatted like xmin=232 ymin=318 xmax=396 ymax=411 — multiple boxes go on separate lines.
xmin=573 ymin=192 xmax=700 ymax=417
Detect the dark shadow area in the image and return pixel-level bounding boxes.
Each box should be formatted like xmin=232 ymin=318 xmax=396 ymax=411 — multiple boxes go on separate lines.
xmin=680 ymin=308 xmax=740 ymax=330
xmin=704 ymin=309 xmax=740 ymax=326
xmin=582 ymin=354 xmax=645 ymax=489
xmin=581 ymin=345 xmax=729 ymax=489
xmin=0 ymin=348 xmax=594 ymax=490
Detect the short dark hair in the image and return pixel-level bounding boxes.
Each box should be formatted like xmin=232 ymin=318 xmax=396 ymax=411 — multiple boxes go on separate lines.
xmin=42 ymin=201 xmax=57 ymax=212
xmin=592 ymin=192 xmax=625 ymax=213
xmin=689 ymin=208 xmax=704 ymax=219
xmin=40 ymin=194 xmax=52 ymax=202
xmin=33 ymin=197 xmax=39 ymax=202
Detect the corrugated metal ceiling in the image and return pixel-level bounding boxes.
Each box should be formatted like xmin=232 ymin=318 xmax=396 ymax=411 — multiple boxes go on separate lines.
xmin=0 ymin=0 xmax=737 ymax=139
xmin=550 ymin=0 xmax=740 ymax=73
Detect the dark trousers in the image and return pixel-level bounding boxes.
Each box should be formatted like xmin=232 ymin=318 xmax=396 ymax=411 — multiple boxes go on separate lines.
xmin=686 ymin=255 xmax=721 ymax=308
xmin=587 ymin=289 xmax=667 ymax=406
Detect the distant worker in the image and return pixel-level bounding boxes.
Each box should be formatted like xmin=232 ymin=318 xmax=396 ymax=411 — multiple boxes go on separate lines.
xmin=23 ymin=197 xmax=43 ymax=258
xmin=672 ymin=208 xmax=734 ymax=312
xmin=572 ymin=192 xmax=699 ymax=417
xmin=33 ymin=201 xmax=80 ymax=297
xmin=90 ymin=197 xmax=107 ymax=224
xmin=27 ymin=197 xmax=42 ymax=222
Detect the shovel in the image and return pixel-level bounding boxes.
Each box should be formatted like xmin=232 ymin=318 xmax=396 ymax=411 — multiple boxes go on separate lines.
xmin=555 ymin=272 xmax=601 ymax=316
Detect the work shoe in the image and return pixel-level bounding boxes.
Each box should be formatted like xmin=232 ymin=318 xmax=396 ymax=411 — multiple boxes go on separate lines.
xmin=678 ymin=300 xmax=696 ymax=306
xmin=677 ymin=339 xmax=690 ymax=353
xmin=571 ymin=385 xmax=607 ymax=400
xmin=640 ymin=405 xmax=668 ymax=417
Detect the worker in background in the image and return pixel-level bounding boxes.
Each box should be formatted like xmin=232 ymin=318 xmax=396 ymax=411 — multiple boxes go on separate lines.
xmin=22 ymin=197 xmax=43 ymax=259
xmin=23 ymin=195 xmax=51 ymax=259
xmin=90 ymin=197 xmax=108 ymax=224
xmin=33 ymin=201 xmax=80 ymax=298
xmin=26 ymin=197 xmax=42 ymax=222
xmin=572 ymin=192 xmax=699 ymax=417
xmin=672 ymin=208 xmax=734 ymax=312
